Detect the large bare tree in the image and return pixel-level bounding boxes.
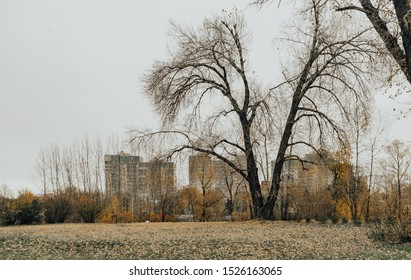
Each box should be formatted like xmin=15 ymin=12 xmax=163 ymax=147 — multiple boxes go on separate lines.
xmin=252 ymin=0 xmax=411 ymax=85
xmin=334 ymin=0 xmax=411 ymax=85
xmin=135 ymin=12 xmax=269 ymax=218
xmin=135 ymin=0 xmax=371 ymax=219
xmin=260 ymin=0 xmax=372 ymax=218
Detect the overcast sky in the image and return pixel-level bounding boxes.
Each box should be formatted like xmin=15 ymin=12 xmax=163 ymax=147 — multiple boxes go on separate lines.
xmin=1 ymin=0 xmax=410 ymax=196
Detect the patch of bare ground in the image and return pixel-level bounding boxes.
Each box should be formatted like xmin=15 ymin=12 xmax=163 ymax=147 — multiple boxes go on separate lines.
xmin=0 ymin=221 xmax=409 ymax=259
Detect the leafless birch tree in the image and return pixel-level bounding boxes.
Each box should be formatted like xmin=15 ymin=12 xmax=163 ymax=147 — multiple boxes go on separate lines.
xmin=381 ymin=139 xmax=410 ymax=220
xmin=35 ymin=135 xmax=105 ymax=195
xmin=365 ymin=118 xmax=386 ymax=221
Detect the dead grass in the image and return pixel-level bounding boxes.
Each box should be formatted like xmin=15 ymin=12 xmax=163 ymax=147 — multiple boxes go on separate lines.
xmin=0 ymin=221 xmax=410 ymax=260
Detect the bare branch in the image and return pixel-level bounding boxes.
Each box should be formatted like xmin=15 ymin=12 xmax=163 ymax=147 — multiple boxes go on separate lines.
xmin=335 ymin=5 xmax=367 ymax=13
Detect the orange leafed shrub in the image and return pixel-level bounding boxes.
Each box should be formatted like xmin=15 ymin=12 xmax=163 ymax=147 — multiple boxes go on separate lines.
xmin=100 ymin=196 xmax=133 ymax=223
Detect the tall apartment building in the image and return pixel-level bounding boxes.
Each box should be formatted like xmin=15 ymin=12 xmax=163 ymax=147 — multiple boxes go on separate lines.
xmin=104 ymin=152 xmax=175 ymax=201
xmin=273 ymin=153 xmax=333 ymax=191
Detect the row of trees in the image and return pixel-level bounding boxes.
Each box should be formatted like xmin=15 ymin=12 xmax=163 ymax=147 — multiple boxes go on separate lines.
xmin=1 ymin=137 xmax=409 ymax=225
xmin=34 ymin=134 xmax=126 ymax=196
xmin=0 ymin=188 xmax=101 ymax=225
xmin=0 ymin=185 xmax=238 ymax=225
xmin=278 ymin=141 xmax=411 ymax=223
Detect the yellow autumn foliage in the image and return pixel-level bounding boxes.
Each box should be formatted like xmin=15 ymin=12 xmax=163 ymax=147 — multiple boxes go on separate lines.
xmin=100 ymin=196 xmax=133 ymax=223
xmin=13 ymin=190 xmax=36 ymax=210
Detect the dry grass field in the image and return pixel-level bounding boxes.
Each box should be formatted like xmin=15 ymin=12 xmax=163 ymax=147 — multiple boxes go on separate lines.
xmin=0 ymin=221 xmax=410 ymax=260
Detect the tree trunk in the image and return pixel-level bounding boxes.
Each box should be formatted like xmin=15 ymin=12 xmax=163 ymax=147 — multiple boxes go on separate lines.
xmin=366 ymin=145 xmax=374 ymax=222
xmin=353 ymin=198 xmax=358 ymax=221
xmin=261 ymin=110 xmax=300 ymax=220
xmin=161 ymin=205 xmax=166 ymax=222
xmin=359 ymin=0 xmax=411 ymax=84
xmin=262 ymin=96 xmax=300 ymax=220
xmin=201 ymin=190 xmax=206 ymax=222
xmin=397 ymin=181 xmax=402 ymax=221
xmin=393 ymin=0 xmax=411 ymax=83
xmin=240 ymin=114 xmax=265 ymax=219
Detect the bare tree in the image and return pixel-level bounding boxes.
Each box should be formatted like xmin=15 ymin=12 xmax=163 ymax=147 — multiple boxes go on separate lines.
xmin=218 ymin=162 xmax=248 ymax=220
xmin=62 ymin=146 xmax=75 ymax=189
xmin=47 ymin=144 xmax=63 ymax=192
xmin=179 ymin=186 xmax=199 ymax=221
xmin=35 ymin=135 xmax=106 ymax=196
xmin=0 ymin=184 xmax=13 ymax=208
xmin=253 ymin=0 xmax=411 ymax=85
xmin=133 ymin=12 xmax=269 ymax=218
xmin=78 ymin=135 xmax=92 ymax=192
xmin=365 ymin=117 xmax=386 ymax=221
xmin=189 ymin=154 xmax=224 ymax=221
xmin=334 ymin=0 xmax=411 ymax=85
xmin=35 ymin=148 xmax=49 ymax=196
xmin=261 ymin=0 xmax=372 ymax=218
xmin=0 ymin=184 xmax=13 ymax=199
xmin=344 ymin=93 xmax=371 ymax=220
xmin=93 ymin=136 xmax=104 ymax=194
xmin=146 ymin=158 xmax=177 ymax=222
xmin=135 ymin=1 xmax=372 ymax=219
xmin=381 ymin=139 xmax=410 ymax=220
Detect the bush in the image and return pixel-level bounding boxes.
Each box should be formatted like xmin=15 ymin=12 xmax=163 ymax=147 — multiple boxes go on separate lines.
xmin=0 ymin=207 xmax=16 ymax=226
xmin=331 ymin=214 xmax=340 ymax=224
xmin=77 ymin=192 xmax=102 ymax=223
xmin=353 ymin=220 xmax=363 ymax=226
xmin=99 ymin=196 xmax=130 ymax=223
xmin=11 ymin=191 xmax=42 ymax=225
xmin=43 ymin=191 xmax=73 ymax=223
xmin=371 ymin=218 xmax=411 ymax=244
xmin=231 ymin=211 xmax=250 ymax=221
xmin=15 ymin=199 xmax=42 ymax=225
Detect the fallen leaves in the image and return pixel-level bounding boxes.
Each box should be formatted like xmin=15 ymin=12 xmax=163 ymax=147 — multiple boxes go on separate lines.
xmin=0 ymin=221 xmax=409 ymax=260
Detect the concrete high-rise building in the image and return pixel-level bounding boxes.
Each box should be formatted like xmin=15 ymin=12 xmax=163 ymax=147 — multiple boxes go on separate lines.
xmin=104 ymin=152 xmax=142 ymax=199
xmin=104 ymin=152 xmax=175 ymax=201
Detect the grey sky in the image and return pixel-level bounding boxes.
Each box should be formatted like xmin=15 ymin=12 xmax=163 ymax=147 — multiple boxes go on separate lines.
xmin=1 ymin=0 xmax=410 ymax=195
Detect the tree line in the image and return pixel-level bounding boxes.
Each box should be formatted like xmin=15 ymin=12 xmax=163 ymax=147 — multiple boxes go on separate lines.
xmin=0 ymin=137 xmax=409 ymax=227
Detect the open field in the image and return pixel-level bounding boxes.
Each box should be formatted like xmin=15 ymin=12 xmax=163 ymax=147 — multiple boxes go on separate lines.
xmin=0 ymin=221 xmax=410 ymax=260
